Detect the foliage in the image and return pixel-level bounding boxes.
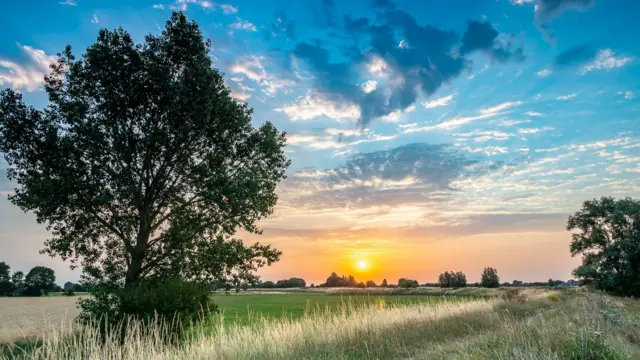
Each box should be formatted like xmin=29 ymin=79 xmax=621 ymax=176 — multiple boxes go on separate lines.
xmin=568 ymin=196 xmax=640 ymax=296
xmin=78 ymin=277 xmax=217 ymax=339
xmin=548 ymin=279 xmax=563 ymax=287
xmin=480 ymin=267 xmax=500 ymax=288
xmin=355 ymin=282 xmax=366 ymax=288
xmin=259 ymin=280 xmax=275 ymax=288
xmin=274 ymin=277 xmax=306 ymax=288
xmin=0 ymin=262 xmax=9 ymax=282
xmin=438 ymin=271 xmax=467 ymax=288
xmin=381 ymin=279 xmax=388 ymax=287
xmin=365 ymin=280 xmax=377 ymax=288
xmin=398 ymin=278 xmax=419 ymax=288
xmin=512 ymin=280 xmax=523 ymax=286
xmin=24 ymin=266 xmax=56 ymax=296
xmin=0 ymin=12 xmax=289 ymax=291
xmin=64 ymin=288 xmax=76 ymax=296
xmin=322 ymin=272 xmax=357 ymax=287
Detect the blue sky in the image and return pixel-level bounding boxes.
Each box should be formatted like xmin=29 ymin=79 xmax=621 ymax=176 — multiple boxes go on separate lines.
xmin=1 ymin=0 xmax=639 ymax=284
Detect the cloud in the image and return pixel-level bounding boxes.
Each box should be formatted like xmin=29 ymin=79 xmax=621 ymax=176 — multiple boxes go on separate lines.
xmin=479 ymin=101 xmax=523 ymax=115
xmin=0 ymin=44 xmax=57 ymax=92
xmin=553 ymin=44 xmax=597 ymax=69
xmin=275 ymin=90 xmax=361 ymax=121
xmin=423 ymin=94 xmax=454 ymax=109
xmin=285 ymin=128 xmax=396 ymax=150
xmin=59 ymin=0 xmax=76 ymax=5
xmin=579 ymin=49 xmax=633 ymax=74
xmin=220 ymin=4 xmax=238 ymax=14
xmin=361 ymin=80 xmax=378 ymax=93
xmin=556 ymin=93 xmax=577 ymax=100
xmin=618 ymin=91 xmax=634 ymax=100
xmin=286 ymin=2 xmax=525 ymax=128
xmin=534 ymin=0 xmax=595 ymax=24
xmin=91 ymin=14 xmax=99 ymax=24
xmin=537 ymin=68 xmax=552 ymax=77
xmin=229 ymin=18 xmax=257 ymax=33
xmin=265 ymin=11 xmax=296 ymax=40
xmin=152 ymin=4 xmax=164 ymax=9
xmin=460 ymin=21 xmax=525 ymax=63
xmin=517 ymin=127 xmax=554 ymax=134
xmin=524 ymin=111 xmax=543 ymax=116
xmin=279 ymin=143 xmax=489 ymax=210
xmin=230 ymin=55 xmax=295 ymax=96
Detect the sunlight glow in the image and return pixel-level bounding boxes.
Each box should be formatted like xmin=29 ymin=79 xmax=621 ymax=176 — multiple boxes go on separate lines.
xmin=358 ymin=261 xmax=367 ymax=269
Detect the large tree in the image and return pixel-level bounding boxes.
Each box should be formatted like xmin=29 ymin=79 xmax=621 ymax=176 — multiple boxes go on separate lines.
xmin=24 ymin=266 xmax=56 ymax=296
xmin=480 ymin=267 xmax=500 ymax=288
xmin=568 ymin=197 xmax=640 ymax=296
xmin=0 ymin=12 xmax=289 ymax=289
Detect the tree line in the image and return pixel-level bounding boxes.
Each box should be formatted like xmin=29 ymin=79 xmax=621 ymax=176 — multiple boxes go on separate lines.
xmin=0 ymin=262 xmax=61 ymax=296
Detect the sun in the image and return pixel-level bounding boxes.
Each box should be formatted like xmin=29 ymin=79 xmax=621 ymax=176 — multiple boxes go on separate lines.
xmin=358 ymin=261 xmax=367 ymax=270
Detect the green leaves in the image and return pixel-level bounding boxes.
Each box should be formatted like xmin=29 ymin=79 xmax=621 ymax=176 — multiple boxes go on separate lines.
xmin=568 ymin=196 xmax=640 ymax=296
xmin=0 ymin=12 xmax=289 ymax=290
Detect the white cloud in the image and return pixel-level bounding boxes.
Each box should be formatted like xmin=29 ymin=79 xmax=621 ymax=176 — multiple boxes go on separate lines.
xmin=461 ymin=145 xmax=509 ymax=156
xmin=405 ymin=105 xmax=416 ymax=113
xmin=361 ymin=80 xmax=377 ymax=93
xmin=556 ymin=93 xmax=577 ymax=101
xmin=580 ymin=49 xmax=633 ymax=74
xmin=422 ymin=94 xmax=454 ymax=109
xmin=152 ymin=4 xmax=164 ymax=9
xmin=618 ymin=90 xmax=634 ymax=100
xmin=324 ymin=128 xmax=361 ymax=137
xmin=230 ymin=55 xmax=294 ymax=96
xmin=404 ymin=112 xmax=499 ymax=133
xmin=494 ymin=119 xmax=532 ymax=127
xmin=275 ymin=91 xmax=361 ymax=121
xmin=0 ymin=44 xmax=57 ymax=92
xmin=537 ymin=68 xmax=552 ymax=77
xmin=229 ymin=18 xmax=256 ymax=33
xmin=517 ymin=127 xmax=554 ymax=134
xmin=220 ymin=4 xmax=238 ymax=14
xmin=510 ymin=0 xmax=534 ymax=4
xmin=524 ymin=111 xmax=543 ymax=117
xmin=479 ymin=101 xmax=523 ymax=115
xmin=398 ymin=40 xmax=409 ymax=49
xmin=59 ymin=0 xmax=77 ymax=5
xmin=381 ymin=110 xmax=402 ymax=123
xmin=455 ymin=130 xmax=514 ymax=142
xmin=91 ymin=14 xmax=99 ymax=24
xmin=366 ymin=56 xmax=390 ymax=78
xmin=286 ymin=130 xmax=395 ymax=150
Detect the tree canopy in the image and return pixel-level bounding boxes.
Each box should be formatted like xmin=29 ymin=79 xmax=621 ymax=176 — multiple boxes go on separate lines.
xmin=0 ymin=12 xmax=289 ymax=290
xmin=568 ymin=197 xmax=640 ymax=296
xmin=480 ymin=267 xmax=500 ymax=288
xmin=438 ymin=271 xmax=467 ymax=288
xmin=24 ymin=266 xmax=56 ymax=296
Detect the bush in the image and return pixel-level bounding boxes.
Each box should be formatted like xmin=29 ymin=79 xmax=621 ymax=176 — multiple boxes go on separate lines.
xmin=398 ymin=278 xmax=419 ymax=288
xmin=78 ymin=277 xmax=217 ymax=341
xmin=64 ymin=288 xmax=75 ymax=296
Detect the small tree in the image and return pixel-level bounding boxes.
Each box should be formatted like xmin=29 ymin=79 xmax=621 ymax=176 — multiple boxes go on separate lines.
xmin=24 ymin=266 xmax=56 ymax=296
xmin=0 ymin=262 xmax=13 ymax=296
xmin=568 ymin=197 xmax=640 ymax=296
xmin=381 ymin=279 xmax=388 ymax=287
xmin=438 ymin=271 xmax=467 ymax=288
xmin=260 ymin=280 xmax=275 ymax=288
xmin=365 ymin=280 xmax=377 ymax=288
xmin=398 ymin=278 xmax=419 ymax=288
xmin=480 ymin=267 xmax=500 ymax=288
xmin=11 ymin=271 xmax=25 ymax=296
xmin=512 ymin=280 xmax=523 ymax=286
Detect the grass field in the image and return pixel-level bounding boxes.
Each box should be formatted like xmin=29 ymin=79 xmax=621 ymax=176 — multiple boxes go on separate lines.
xmin=2 ymin=287 xmax=640 ymax=359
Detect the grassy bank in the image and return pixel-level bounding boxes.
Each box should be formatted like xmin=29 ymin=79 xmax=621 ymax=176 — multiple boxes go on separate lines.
xmin=3 ymin=288 xmax=639 ymax=359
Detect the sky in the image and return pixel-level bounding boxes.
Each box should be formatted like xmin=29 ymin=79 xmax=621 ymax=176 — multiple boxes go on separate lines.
xmin=1 ymin=0 xmax=639 ymax=286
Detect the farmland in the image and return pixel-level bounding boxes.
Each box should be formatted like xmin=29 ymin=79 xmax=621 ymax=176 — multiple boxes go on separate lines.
xmin=2 ymin=287 xmax=640 ymax=359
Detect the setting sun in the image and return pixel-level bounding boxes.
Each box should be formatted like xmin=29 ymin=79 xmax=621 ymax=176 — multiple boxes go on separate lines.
xmin=358 ymin=261 xmax=367 ymax=270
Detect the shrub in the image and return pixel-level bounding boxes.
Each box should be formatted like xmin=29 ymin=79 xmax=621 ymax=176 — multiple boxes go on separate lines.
xmin=78 ymin=277 xmax=217 ymax=341
xmin=398 ymin=278 xmax=419 ymax=288
xmin=64 ymin=288 xmax=75 ymax=296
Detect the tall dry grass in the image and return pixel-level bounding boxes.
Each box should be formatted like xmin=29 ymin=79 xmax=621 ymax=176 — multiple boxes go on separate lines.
xmin=4 ymin=290 xmax=638 ymax=360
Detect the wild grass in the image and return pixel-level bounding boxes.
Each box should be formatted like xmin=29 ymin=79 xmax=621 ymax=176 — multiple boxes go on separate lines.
xmin=3 ymin=288 xmax=638 ymax=360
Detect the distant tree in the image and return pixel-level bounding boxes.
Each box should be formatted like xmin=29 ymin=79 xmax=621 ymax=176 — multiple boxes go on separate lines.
xmin=0 ymin=262 xmax=9 ymax=282
xmin=512 ymin=280 xmax=523 ymax=286
xmin=24 ymin=266 xmax=56 ymax=296
xmin=274 ymin=277 xmax=306 ymax=288
xmin=11 ymin=271 xmax=25 ymax=296
xmin=568 ymin=197 xmax=640 ymax=296
xmin=480 ymin=267 xmax=500 ymax=288
xmin=323 ymin=272 xmax=354 ymax=287
xmin=381 ymin=279 xmax=388 ymax=287
xmin=0 ymin=262 xmax=13 ymax=296
xmin=365 ymin=280 xmax=377 ymax=288
xmin=438 ymin=271 xmax=467 ymax=288
xmin=355 ymin=282 xmax=366 ymax=288
xmin=63 ymin=282 xmax=74 ymax=291
xmin=310 ymin=283 xmax=315 ymax=288
xmin=398 ymin=278 xmax=419 ymax=288
xmin=347 ymin=275 xmax=357 ymax=287
xmin=260 ymin=280 xmax=275 ymax=288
